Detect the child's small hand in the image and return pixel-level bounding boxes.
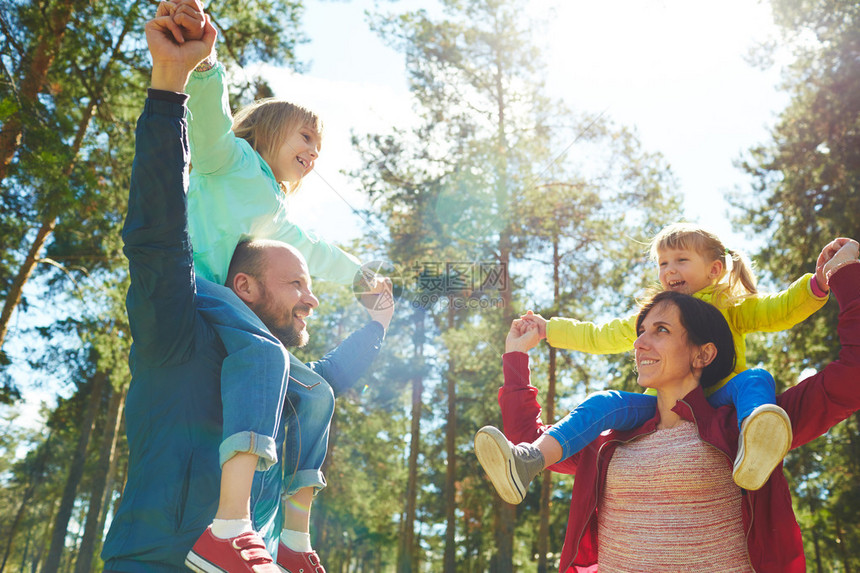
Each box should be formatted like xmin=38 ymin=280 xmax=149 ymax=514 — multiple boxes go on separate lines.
xmin=146 ymin=10 xmax=216 ymax=90
xmin=157 ymin=0 xmax=206 ymax=42
xmin=366 ymin=274 xmax=389 ymax=295
xmin=360 ymin=277 xmax=395 ymax=330
xmin=354 ymin=270 xmax=389 ymax=297
xmin=520 ymin=310 xmax=547 ymax=340
xmin=505 ymin=318 xmax=541 ymax=353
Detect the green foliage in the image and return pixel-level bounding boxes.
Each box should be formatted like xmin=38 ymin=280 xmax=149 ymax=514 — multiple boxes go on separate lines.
xmin=0 ymin=0 xmax=309 ymax=568
xmin=288 ymin=280 xmax=414 ymax=569
xmin=0 ymin=0 xmax=308 ymax=390
xmin=733 ymin=0 xmax=860 ymax=267
xmin=208 ymin=0 xmax=306 ymax=69
xmin=733 ymin=0 xmax=860 ymax=569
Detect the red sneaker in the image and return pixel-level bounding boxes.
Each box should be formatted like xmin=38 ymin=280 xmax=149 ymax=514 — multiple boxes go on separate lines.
xmin=276 ymin=542 xmax=326 ymax=573
xmin=186 ymin=526 xmax=280 ymax=572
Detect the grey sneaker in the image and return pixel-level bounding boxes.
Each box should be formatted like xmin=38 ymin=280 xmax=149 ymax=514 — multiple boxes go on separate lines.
xmin=732 ymin=404 xmax=792 ymax=491
xmin=474 ymin=426 xmax=545 ymax=504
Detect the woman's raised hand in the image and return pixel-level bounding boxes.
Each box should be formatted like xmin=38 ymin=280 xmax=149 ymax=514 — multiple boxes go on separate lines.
xmin=519 ymin=310 xmax=548 ymax=340
xmin=506 ymin=318 xmax=541 ymax=354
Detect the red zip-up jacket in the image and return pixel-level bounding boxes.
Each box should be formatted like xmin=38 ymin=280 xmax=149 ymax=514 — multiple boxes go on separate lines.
xmin=499 ymin=263 xmax=860 ymax=573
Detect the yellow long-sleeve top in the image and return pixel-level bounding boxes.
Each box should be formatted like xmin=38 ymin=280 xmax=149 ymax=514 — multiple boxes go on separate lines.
xmin=545 ymin=273 xmax=828 ymax=393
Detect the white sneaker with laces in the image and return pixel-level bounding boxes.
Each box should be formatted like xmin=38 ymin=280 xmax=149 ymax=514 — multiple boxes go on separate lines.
xmin=474 ymin=425 xmax=545 ymax=504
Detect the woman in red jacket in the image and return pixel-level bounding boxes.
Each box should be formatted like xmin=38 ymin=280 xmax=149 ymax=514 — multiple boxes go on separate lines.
xmin=475 ymin=238 xmax=860 ymax=572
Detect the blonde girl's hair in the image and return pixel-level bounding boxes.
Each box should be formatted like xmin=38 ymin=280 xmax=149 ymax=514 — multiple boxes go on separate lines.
xmin=649 ymin=222 xmax=758 ymax=307
xmin=232 ymin=98 xmax=323 ymax=195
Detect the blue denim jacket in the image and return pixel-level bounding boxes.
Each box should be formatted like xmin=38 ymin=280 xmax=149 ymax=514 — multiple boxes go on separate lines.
xmin=102 ymin=93 xmax=383 ymax=572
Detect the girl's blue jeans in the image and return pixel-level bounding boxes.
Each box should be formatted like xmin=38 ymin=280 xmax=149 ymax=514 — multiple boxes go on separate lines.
xmin=277 ymin=355 xmax=335 ymax=496
xmin=197 ymin=281 xmax=336 ymax=552
xmin=545 ymin=368 xmax=777 ymax=460
xmin=252 ymin=357 xmax=336 ymax=554
xmin=196 ymin=278 xmax=290 ymax=470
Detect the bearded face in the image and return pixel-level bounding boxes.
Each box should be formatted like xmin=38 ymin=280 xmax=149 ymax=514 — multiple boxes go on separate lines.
xmin=255 ymin=281 xmax=312 ymax=349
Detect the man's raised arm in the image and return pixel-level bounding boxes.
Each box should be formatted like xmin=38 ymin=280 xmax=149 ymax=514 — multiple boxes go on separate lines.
xmin=308 ymin=280 xmax=395 ymax=394
xmin=122 ymin=12 xmax=216 ymax=365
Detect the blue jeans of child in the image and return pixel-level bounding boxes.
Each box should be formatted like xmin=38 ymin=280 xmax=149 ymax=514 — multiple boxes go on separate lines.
xmin=545 ymin=368 xmax=777 ymax=460
xmin=196 ymin=278 xmax=290 ymax=470
xmin=278 ymin=355 xmax=336 ymax=496
xmin=252 ymin=356 xmax=336 ymax=553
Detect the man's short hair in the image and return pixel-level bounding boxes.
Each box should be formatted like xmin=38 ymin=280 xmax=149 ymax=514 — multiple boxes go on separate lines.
xmin=224 ymin=239 xmax=270 ymax=287
xmin=225 ymin=238 xmax=305 ymax=289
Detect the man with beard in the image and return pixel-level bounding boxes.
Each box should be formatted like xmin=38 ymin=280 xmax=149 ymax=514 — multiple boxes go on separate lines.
xmin=102 ymin=10 xmax=393 ymax=573
xmin=224 ymin=238 xmax=393 ymax=573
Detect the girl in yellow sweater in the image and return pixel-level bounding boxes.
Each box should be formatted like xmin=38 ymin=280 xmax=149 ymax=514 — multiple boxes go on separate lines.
xmin=494 ymin=223 xmax=831 ymax=494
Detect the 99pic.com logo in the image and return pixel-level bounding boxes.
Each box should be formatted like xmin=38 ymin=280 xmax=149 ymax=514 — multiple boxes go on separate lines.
xmin=409 ymin=261 xmax=507 ymax=311
xmin=352 ymin=260 xmax=508 ymax=312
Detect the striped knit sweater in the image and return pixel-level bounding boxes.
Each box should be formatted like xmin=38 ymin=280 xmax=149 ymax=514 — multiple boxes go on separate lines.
xmin=597 ymin=421 xmax=753 ymax=572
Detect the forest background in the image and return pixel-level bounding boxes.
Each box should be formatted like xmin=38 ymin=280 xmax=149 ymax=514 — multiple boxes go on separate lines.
xmin=0 ymin=0 xmax=858 ymax=572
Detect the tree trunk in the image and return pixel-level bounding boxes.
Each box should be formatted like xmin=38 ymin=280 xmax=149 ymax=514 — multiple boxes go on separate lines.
xmin=443 ymin=301 xmax=457 ymax=573
xmin=811 ymin=525 xmax=822 ymax=573
xmin=0 ymin=10 xmax=134 ymax=352
xmin=74 ymin=382 xmax=126 ymax=573
xmin=107 ymin=447 xmax=129 ymax=528
xmin=490 ymin=494 xmax=515 ymax=573
xmin=492 ymin=20 xmax=515 ymax=548
xmin=313 ymin=400 xmax=339 ymax=551
xmin=43 ymin=373 xmax=108 ymax=572
xmin=398 ymin=309 xmax=424 ymax=573
xmin=33 ymin=497 xmax=61 ymax=573
xmin=492 ymin=242 xmax=515 ymax=572
xmin=804 ymin=488 xmax=823 ymax=573
xmin=835 ymin=512 xmax=852 ymax=573
xmin=537 ymin=239 xmax=560 ymax=572
xmin=0 ymin=491 xmax=34 ymax=573
xmin=0 ymin=216 xmax=57 ymax=352
xmin=17 ymin=534 xmax=29 ymax=573
xmin=67 ymin=501 xmax=89 ymax=572
xmin=0 ymin=434 xmax=53 ymax=573
xmin=96 ymin=388 xmax=127 ymax=558
xmin=0 ymin=0 xmax=74 ymax=182
xmin=537 ymin=343 xmax=557 ymax=572
xmin=342 ymin=537 xmax=351 ymax=573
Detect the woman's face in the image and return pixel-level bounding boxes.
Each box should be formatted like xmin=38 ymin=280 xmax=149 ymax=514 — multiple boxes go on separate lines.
xmin=633 ymin=301 xmax=702 ymax=389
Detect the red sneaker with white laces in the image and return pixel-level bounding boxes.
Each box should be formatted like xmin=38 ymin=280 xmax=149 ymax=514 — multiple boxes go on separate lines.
xmin=276 ymin=542 xmax=326 ymax=573
xmin=186 ymin=526 xmax=280 ymax=572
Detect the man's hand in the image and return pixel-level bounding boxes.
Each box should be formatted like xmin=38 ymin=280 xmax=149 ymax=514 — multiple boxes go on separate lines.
xmin=361 ymin=277 xmax=395 ymax=330
xmin=146 ymin=10 xmax=216 ymax=92
xmin=505 ymin=318 xmax=540 ymax=354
